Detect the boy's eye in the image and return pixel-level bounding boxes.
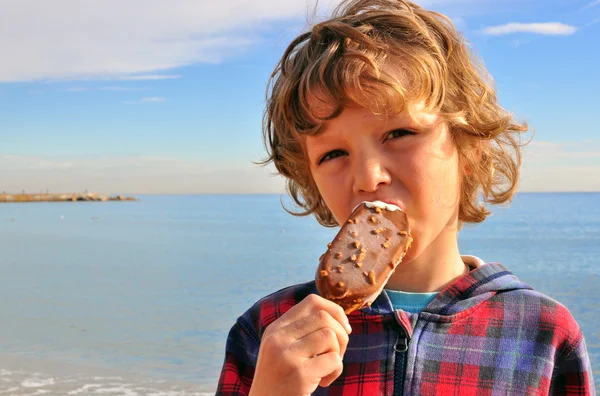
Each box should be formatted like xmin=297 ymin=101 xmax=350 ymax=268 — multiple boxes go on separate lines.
xmin=385 ymin=129 xmax=414 ymax=140
xmin=318 ymin=149 xmax=346 ymax=165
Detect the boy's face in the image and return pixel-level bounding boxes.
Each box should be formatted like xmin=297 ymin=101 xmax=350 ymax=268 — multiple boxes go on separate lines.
xmin=305 ymin=102 xmax=462 ymax=265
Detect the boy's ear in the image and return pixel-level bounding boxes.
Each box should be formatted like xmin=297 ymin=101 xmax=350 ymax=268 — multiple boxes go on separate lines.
xmin=463 ymin=162 xmax=472 ymax=176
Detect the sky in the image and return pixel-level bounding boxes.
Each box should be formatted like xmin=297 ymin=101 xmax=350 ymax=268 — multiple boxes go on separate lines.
xmin=0 ymin=0 xmax=599 ymax=194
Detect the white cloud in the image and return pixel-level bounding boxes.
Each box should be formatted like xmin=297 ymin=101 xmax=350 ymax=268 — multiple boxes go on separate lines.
xmin=2 ymin=142 xmax=599 ymax=193
xmin=2 ymin=141 xmax=599 ymax=194
xmin=63 ymin=87 xmax=87 ymax=92
xmin=583 ymin=0 xmax=600 ymax=9
xmin=520 ymin=140 xmax=600 ymax=192
xmin=0 ymin=0 xmax=338 ymax=83
xmin=0 ymin=155 xmax=284 ymax=194
xmin=99 ymin=86 xmax=149 ymax=92
xmin=585 ymin=18 xmax=600 ymax=28
xmin=0 ymin=154 xmax=176 ymax=172
xmin=0 ymin=0 xmax=539 ymax=83
xmin=520 ymin=165 xmax=600 ymax=192
xmin=124 ymin=97 xmax=167 ymax=105
xmin=523 ymin=140 xmax=600 ymax=161
xmin=483 ymin=22 xmax=577 ymax=36
xmin=118 ymin=74 xmax=181 ymax=81
xmin=142 ymin=97 xmax=166 ymax=102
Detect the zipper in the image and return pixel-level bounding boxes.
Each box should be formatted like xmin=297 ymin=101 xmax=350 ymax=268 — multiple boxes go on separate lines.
xmin=393 ymin=315 xmax=410 ymax=396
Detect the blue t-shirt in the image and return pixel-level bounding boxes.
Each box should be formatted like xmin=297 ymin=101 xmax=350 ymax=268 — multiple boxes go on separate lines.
xmin=385 ymin=289 xmax=439 ymax=314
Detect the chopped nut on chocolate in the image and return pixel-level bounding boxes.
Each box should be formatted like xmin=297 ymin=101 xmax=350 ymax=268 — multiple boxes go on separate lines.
xmin=368 ymin=215 xmax=378 ymax=224
xmin=336 ymin=265 xmax=343 ymax=273
xmin=352 ymin=241 xmax=361 ymax=249
xmin=374 ymin=207 xmax=382 ymax=214
xmin=336 ymin=281 xmax=345 ymax=288
xmin=327 ymin=243 xmax=332 ymax=248
xmin=367 ymin=270 xmax=376 ymax=285
xmin=350 ymin=254 xmax=357 ymax=262
xmin=382 ymin=242 xmax=391 ymax=249
xmin=320 ymin=270 xmax=329 ymax=277
xmin=334 ymin=252 xmax=343 ymax=259
xmin=350 ymin=231 xmax=358 ymax=237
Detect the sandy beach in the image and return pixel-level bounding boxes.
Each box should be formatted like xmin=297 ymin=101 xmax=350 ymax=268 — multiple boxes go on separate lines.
xmin=0 ymin=353 xmax=215 ymax=395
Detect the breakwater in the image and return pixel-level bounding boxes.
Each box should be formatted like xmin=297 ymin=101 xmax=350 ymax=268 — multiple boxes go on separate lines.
xmin=0 ymin=193 xmax=137 ymax=203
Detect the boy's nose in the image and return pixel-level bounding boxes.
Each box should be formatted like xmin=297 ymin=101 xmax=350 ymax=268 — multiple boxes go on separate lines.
xmin=352 ymin=157 xmax=391 ymax=194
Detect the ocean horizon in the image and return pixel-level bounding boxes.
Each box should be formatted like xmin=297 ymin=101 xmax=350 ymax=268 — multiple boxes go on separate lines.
xmin=0 ymin=192 xmax=598 ymax=394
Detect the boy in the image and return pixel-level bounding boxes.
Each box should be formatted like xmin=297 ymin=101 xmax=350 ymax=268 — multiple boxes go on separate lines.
xmin=217 ymin=0 xmax=595 ymax=394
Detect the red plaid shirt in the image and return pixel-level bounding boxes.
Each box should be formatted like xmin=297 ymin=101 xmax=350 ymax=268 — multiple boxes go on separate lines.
xmin=217 ymin=262 xmax=595 ymax=395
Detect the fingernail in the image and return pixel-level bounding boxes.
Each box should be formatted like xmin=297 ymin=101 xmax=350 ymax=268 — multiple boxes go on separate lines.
xmin=345 ymin=323 xmax=352 ymax=334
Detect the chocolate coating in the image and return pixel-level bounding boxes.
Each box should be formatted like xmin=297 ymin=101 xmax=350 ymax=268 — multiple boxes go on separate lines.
xmin=315 ymin=202 xmax=412 ymax=314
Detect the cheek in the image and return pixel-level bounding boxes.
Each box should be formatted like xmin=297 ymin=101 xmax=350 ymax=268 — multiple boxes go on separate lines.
xmin=313 ymin=171 xmax=336 ymax=198
xmin=311 ymin=172 xmax=346 ymax=224
xmin=431 ymin=133 xmax=461 ymax=201
xmin=433 ymin=156 xmax=461 ymax=206
xmin=408 ymin=137 xmax=461 ymax=219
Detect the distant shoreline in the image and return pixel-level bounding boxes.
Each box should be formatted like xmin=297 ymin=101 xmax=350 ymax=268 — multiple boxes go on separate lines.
xmin=0 ymin=191 xmax=596 ymax=202
xmin=0 ymin=193 xmax=138 ymax=203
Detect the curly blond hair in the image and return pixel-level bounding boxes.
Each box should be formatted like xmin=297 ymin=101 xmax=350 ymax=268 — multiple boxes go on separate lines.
xmin=259 ymin=0 xmax=529 ymax=227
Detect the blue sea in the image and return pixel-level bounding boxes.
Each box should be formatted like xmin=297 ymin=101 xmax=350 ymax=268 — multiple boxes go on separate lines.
xmin=0 ymin=193 xmax=598 ymax=395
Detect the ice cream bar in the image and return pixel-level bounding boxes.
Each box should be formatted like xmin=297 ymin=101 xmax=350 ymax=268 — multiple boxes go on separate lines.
xmin=315 ymin=201 xmax=412 ymax=314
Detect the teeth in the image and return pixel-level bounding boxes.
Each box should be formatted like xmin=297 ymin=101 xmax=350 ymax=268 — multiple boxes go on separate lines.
xmin=362 ymin=200 xmax=402 ymax=212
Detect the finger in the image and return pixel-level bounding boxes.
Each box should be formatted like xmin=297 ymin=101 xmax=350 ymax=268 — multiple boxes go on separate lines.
xmin=320 ymin=369 xmax=343 ymax=388
xmin=291 ymin=326 xmax=340 ymax=358
xmin=283 ymin=309 xmax=350 ymax=358
xmin=303 ymin=352 xmax=344 ymax=387
xmin=313 ymin=297 xmax=353 ymax=335
xmin=277 ymin=294 xmax=352 ymax=334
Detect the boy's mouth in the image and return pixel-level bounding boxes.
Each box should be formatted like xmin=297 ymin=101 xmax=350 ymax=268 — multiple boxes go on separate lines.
xmin=377 ymin=199 xmax=406 ymax=213
xmin=353 ymin=199 xmax=406 ymax=213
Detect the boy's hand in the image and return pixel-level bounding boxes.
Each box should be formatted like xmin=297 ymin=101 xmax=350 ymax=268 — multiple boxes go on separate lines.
xmin=248 ymin=294 xmax=352 ymax=396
